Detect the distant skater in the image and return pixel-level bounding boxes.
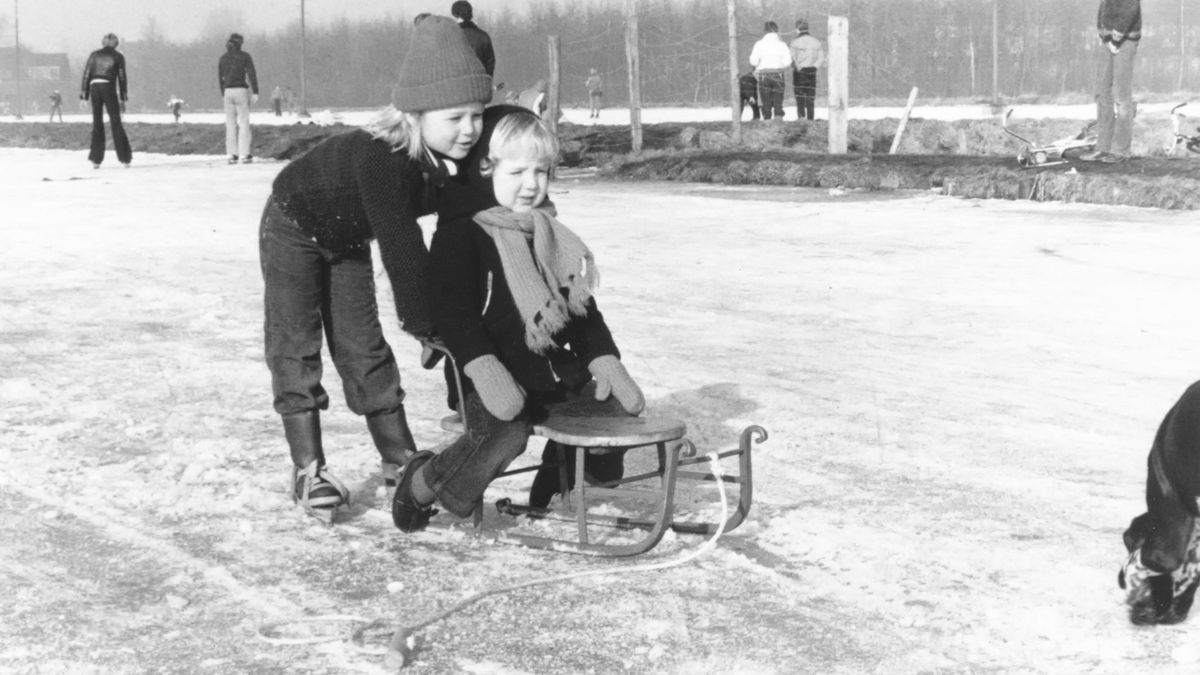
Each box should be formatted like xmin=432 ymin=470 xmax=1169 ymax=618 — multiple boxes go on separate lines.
xmin=1080 ymin=0 xmax=1142 ymax=164
xmin=48 ymin=90 xmax=63 ymax=122
xmin=271 ymin=86 xmax=283 ymax=117
xmin=80 ymin=33 xmax=132 ymax=168
xmin=218 ymin=33 xmax=259 ymax=164
xmin=167 ymin=96 xmax=184 ymax=123
xmin=585 ymin=68 xmax=603 ymax=119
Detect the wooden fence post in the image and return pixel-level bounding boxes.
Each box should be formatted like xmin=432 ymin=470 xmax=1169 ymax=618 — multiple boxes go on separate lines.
xmin=547 ymin=35 xmax=561 ymax=138
xmin=727 ymin=0 xmax=741 ymax=143
xmin=625 ymin=0 xmax=643 ymax=154
xmin=889 ymin=87 xmax=918 ymax=154
xmin=827 ymin=16 xmax=849 ymax=154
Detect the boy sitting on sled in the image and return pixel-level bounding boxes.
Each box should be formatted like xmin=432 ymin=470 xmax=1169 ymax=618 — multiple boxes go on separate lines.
xmin=392 ymin=105 xmax=645 ymax=531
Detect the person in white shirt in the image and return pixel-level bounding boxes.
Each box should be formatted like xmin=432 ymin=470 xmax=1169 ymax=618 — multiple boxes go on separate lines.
xmin=748 ymin=21 xmax=793 ymax=120
xmin=790 ymin=19 xmax=825 ymax=121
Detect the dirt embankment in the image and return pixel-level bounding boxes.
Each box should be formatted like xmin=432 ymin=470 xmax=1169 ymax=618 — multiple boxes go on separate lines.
xmin=4 ymin=117 xmax=1199 ymax=209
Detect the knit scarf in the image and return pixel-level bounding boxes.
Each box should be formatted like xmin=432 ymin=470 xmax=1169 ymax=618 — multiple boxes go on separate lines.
xmin=473 ymin=205 xmax=597 ymax=354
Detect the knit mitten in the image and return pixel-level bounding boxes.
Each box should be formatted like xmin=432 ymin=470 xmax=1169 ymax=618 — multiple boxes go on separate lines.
xmin=588 ymin=355 xmax=645 ymax=415
xmin=463 ymin=355 xmax=526 ymax=421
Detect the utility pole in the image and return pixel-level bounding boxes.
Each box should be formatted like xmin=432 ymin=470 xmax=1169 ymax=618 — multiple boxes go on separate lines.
xmin=13 ymin=0 xmax=23 ymax=120
xmin=727 ymin=0 xmax=741 ymax=143
xmin=991 ymin=0 xmax=999 ymax=104
xmin=299 ymin=0 xmax=310 ymax=117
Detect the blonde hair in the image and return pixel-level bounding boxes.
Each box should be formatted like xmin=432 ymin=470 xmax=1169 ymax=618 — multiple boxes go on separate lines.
xmin=361 ymin=105 xmax=426 ymax=159
xmin=485 ymin=113 xmax=559 ymax=171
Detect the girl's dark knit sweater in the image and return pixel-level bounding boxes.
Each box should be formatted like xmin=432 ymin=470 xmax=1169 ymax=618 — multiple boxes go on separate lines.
xmin=271 ymin=129 xmax=439 ymax=337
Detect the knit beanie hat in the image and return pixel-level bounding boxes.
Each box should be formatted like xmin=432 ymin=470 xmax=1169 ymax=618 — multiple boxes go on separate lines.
xmin=394 ymin=15 xmax=492 ymax=112
xmin=795 ymin=19 xmax=810 ymax=33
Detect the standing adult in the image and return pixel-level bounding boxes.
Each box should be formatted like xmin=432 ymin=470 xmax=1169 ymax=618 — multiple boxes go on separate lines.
xmin=1080 ymin=0 xmax=1142 ymax=163
xmin=585 ymin=68 xmax=603 ymax=120
xmin=218 ymin=33 xmax=259 ymax=165
xmin=789 ymin=19 xmax=825 ymax=122
xmin=451 ymin=1 xmax=495 ymax=77
xmin=48 ymin=90 xmax=63 ymax=122
xmin=79 ymin=33 xmax=132 ymax=169
xmin=259 ymin=15 xmax=493 ymax=522
xmin=271 ymin=86 xmax=283 ymax=117
xmin=749 ymin=21 xmax=792 ymax=121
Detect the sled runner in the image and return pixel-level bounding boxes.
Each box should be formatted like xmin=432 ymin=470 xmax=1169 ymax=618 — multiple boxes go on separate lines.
xmin=429 ymin=343 xmax=765 ymax=556
xmin=1168 ymin=102 xmax=1200 ymax=157
xmin=1002 ymin=108 xmax=1096 ymax=168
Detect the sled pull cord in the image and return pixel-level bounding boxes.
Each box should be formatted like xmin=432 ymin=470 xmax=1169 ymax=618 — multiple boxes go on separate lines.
xmin=382 ymin=452 xmax=731 ymax=669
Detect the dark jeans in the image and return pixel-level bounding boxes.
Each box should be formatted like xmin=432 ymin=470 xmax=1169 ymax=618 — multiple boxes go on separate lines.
xmin=258 ymin=196 xmax=406 ymax=417
xmin=425 ymin=385 xmax=630 ymax=518
xmin=88 ymin=81 xmax=131 ymax=165
xmin=757 ymin=73 xmax=786 ymax=120
xmin=793 ymin=67 xmax=817 ymax=121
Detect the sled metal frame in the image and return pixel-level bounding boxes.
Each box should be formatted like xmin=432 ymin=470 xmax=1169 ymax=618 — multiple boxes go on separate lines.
xmin=429 ymin=343 xmax=764 ymax=556
xmin=1002 ymin=108 xmax=1097 ymax=169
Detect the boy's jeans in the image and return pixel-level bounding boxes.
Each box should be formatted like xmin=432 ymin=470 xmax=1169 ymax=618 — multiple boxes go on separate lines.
xmin=425 ymin=385 xmax=630 ymax=518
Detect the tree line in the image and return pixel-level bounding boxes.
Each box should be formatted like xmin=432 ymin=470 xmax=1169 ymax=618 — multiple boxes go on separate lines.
xmin=64 ymin=0 xmax=1200 ymax=113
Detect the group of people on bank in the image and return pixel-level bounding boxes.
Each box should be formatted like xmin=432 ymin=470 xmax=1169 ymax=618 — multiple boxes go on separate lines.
xmin=741 ymin=18 xmax=825 ymax=122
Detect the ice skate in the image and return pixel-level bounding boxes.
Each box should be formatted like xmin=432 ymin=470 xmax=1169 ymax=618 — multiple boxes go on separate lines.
xmin=291 ymin=460 xmax=349 ymax=524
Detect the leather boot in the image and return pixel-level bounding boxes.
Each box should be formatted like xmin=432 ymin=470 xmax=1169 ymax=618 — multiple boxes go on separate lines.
xmin=283 ymin=410 xmax=348 ymax=516
xmin=367 ymin=407 xmax=418 ymax=487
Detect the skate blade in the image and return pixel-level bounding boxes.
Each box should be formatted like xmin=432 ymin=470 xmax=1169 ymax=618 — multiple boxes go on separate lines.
xmin=301 ymin=505 xmax=339 ymax=525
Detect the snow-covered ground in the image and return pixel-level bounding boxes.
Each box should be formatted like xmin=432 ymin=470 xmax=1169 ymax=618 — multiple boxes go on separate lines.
xmin=2 ymin=148 xmax=1200 ymax=674
xmin=17 ymin=100 xmax=1189 ymax=128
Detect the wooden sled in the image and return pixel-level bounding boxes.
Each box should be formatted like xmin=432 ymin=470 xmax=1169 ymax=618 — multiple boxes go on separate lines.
xmin=429 ymin=344 xmax=766 ymax=556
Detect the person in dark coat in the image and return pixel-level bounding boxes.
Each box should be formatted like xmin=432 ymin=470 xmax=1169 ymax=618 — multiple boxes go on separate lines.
xmin=218 ymin=33 xmax=259 ymax=164
xmin=451 ymin=1 xmax=495 ymax=76
xmin=392 ymin=105 xmax=645 ymax=531
xmin=739 ymin=70 xmax=760 ymax=121
xmin=79 ymin=33 xmax=131 ymax=168
xmin=259 ymin=16 xmax=493 ymax=522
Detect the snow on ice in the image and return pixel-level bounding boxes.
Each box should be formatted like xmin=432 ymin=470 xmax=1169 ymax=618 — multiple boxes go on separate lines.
xmin=1 ymin=146 xmax=1199 ymax=673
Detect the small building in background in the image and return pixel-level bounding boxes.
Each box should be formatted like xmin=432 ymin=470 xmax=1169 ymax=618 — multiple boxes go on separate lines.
xmin=0 ymin=47 xmax=72 ymax=117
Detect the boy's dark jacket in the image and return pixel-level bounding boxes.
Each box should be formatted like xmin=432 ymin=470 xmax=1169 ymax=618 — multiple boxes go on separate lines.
xmin=431 ymin=106 xmax=619 ymax=406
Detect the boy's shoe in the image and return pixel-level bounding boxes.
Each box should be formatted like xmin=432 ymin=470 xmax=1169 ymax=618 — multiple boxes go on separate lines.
xmin=242 ymin=156 xmax=254 ymax=164
xmin=392 ymin=451 xmax=437 ymax=532
xmin=1078 ymin=150 xmax=1108 ymax=162
xmin=1100 ymin=153 xmax=1129 ymax=164
xmin=228 ymin=155 xmax=239 ymax=165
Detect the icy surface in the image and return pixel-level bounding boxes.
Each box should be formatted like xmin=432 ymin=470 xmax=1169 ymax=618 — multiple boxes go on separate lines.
xmin=1 ymin=148 xmax=1199 ymax=673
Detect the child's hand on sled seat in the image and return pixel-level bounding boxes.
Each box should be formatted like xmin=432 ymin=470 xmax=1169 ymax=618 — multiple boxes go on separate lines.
xmin=464 ymin=355 xmax=526 ymax=421
xmin=589 ymin=355 xmax=645 ymax=415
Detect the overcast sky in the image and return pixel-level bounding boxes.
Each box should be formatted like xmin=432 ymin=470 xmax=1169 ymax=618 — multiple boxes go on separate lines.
xmin=4 ymin=0 xmax=536 ymax=57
